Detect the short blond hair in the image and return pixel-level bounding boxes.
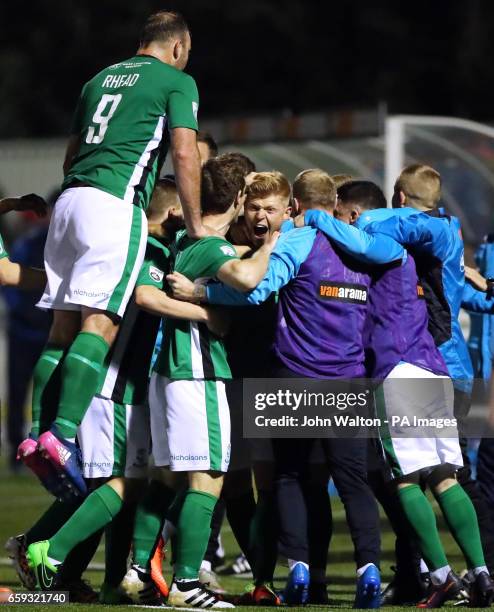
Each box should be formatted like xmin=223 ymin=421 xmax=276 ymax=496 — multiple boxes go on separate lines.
xmin=332 ymin=174 xmax=353 ymax=189
xmin=245 ymin=171 xmax=291 ymax=205
xmin=395 ymin=164 xmax=441 ymax=210
xmin=293 ymin=169 xmax=336 ymax=211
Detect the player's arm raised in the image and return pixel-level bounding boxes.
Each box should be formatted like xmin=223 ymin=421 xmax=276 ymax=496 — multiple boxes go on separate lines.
xmin=215 ymin=230 xmax=280 ymax=291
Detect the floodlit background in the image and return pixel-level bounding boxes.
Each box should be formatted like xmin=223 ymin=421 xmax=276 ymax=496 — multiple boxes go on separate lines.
xmin=0 ymin=2 xmax=493 ymax=600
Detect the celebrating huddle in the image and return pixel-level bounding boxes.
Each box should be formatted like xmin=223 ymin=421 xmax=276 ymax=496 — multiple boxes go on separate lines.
xmin=3 ymin=8 xmax=494 ymax=611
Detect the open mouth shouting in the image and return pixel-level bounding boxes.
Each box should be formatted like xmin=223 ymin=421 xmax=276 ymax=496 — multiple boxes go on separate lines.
xmin=253 ymin=223 xmax=269 ymax=237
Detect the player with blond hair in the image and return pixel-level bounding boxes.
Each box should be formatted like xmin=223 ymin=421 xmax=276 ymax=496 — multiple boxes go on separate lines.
xmin=312 ymin=169 xmax=494 ymax=606
xmin=393 ymin=164 xmax=441 ymax=211
xmin=332 ymin=173 xmax=354 ymax=190
xmin=168 ymin=169 xmax=405 ymax=608
xmin=126 ymin=154 xmax=277 ymax=609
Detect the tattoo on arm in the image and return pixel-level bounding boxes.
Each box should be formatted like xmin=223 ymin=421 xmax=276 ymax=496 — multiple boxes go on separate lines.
xmin=193 ymin=284 xmax=207 ymax=303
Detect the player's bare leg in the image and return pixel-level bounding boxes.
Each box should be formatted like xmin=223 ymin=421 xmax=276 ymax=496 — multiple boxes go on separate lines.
xmin=80 ymin=307 xmax=120 ymax=343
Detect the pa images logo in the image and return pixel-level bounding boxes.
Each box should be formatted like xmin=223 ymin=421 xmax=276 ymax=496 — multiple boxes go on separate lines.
xmin=149 ymin=266 xmax=164 ymax=283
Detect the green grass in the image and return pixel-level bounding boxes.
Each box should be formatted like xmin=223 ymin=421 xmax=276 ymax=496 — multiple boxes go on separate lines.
xmin=0 ymin=462 xmax=478 ymax=611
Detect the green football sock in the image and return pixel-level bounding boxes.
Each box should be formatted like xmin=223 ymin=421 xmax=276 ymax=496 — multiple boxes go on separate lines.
xmin=25 ymin=499 xmax=80 ymax=545
xmin=31 ymin=345 xmax=66 ymax=437
xmin=397 ymin=484 xmax=448 ymax=571
xmin=250 ymin=490 xmax=278 ymax=584
xmin=174 ymin=489 xmax=218 ymax=580
xmin=104 ymin=502 xmax=136 ymax=586
xmin=54 ymin=332 xmax=109 ymax=439
xmin=133 ymin=480 xmax=176 ymax=569
xmin=436 ymin=483 xmax=486 ymax=569
xmin=48 ymin=484 xmax=122 ymax=563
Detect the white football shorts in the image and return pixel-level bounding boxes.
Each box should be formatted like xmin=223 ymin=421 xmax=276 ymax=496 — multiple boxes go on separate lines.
xmin=375 ymin=362 xmax=463 ymax=477
xmin=149 ymin=373 xmax=231 ymax=473
xmin=78 ymin=395 xmax=150 ymax=479
xmin=38 ymin=186 xmax=147 ymax=317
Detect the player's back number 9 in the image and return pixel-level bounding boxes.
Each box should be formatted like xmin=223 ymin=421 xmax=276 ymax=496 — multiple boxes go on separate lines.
xmin=86 ymin=94 xmax=122 ymax=144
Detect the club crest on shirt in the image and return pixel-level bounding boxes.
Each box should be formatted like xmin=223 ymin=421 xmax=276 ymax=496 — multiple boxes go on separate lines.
xmin=149 ymin=266 xmax=164 ymax=282
xmin=318 ymin=281 xmax=367 ymax=304
xmin=220 ymin=245 xmax=236 ymax=257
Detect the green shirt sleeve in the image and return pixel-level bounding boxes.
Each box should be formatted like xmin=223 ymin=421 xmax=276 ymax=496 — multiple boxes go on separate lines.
xmin=136 ymin=239 xmax=171 ymax=289
xmin=0 ymin=231 xmax=8 ymax=260
xmin=167 ymin=73 xmax=199 ymax=131
xmin=191 ymin=238 xmax=239 ymax=278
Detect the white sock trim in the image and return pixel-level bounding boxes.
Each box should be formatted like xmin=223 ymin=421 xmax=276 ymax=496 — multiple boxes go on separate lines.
xmin=430 ymin=565 xmax=451 ymax=585
xmin=47 ymin=556 xmax=62 ymax=567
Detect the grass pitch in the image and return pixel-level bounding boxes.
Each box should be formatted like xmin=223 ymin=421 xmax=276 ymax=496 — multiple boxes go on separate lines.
xmin=0 ymin=462 xmax=474 ymax=611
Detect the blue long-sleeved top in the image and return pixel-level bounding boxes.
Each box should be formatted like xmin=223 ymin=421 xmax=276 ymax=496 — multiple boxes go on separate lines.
xmin=206 ymin=219 xmax=404 ymax=305
xmin=465 ymin=238 xmax=494 ymax=380
xmin=462 ymin=283 xmax=494 ymax=314
xmin=355 ymin=206 xmax=472 ymax=392
xmin=304 ymin=207 xmax=448 ymax=379
xmin=2 ymin=227 xmax=51 ymax=342
xmin=304 ymin=209 xmax=406 ymax=263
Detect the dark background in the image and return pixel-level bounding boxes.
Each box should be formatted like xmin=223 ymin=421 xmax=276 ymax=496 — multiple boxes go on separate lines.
xmin=1 ymin=0 xmax=492 ymax=137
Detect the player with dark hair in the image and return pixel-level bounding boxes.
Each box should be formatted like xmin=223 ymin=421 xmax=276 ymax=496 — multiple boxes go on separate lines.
xmin=120 ymin=153 xmax=276 ymax=608
xmin=304 ymin=179 xmax=494 ymax=608
xmin=23 ymin=179 xmax=235 ymax=601
xmin=197 ymin=131 xmax=219 ymax=162
xmin=167 ymin=171 xmax=406 ymax=608
xmin=18 ymin=10 xmax=206 ymax=499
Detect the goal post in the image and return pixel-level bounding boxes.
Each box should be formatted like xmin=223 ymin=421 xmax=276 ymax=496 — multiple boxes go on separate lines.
xmin=384 ymin=115 xmax=494 ymax=244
